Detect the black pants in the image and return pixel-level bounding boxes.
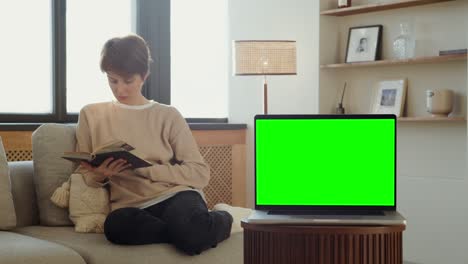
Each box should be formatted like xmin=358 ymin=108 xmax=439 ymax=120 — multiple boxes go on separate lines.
xmin=103 ymin=191 xmax=233 ymax=255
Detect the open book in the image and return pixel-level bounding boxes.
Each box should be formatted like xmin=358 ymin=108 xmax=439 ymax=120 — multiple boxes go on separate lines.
xmin=62 ymin=140 xmax=152 ymax=169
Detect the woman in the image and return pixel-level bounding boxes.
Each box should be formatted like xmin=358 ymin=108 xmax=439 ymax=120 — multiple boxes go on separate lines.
xmin=76 ymin=34 xmax=232 ymax=255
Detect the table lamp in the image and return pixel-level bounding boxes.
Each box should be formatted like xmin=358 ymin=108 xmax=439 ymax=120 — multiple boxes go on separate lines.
xmin=233 ymin=40 xmax=297 ymax=114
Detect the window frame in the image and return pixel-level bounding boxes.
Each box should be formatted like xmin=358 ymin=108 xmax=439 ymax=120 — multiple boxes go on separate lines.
xmin=0 ymin=0 xmax=227 ymax=124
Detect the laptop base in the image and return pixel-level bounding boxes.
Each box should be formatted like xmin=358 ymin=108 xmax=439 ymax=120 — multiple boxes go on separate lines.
xmin=247 ymin=210 xmax=406 ymax=225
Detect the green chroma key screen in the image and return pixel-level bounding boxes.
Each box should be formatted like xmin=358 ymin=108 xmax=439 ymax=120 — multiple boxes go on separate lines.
xmin=255 ymin=116 xmax=395 ymax=206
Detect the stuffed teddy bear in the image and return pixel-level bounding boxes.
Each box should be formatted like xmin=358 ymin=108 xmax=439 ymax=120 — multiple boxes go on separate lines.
xmin=51 ymin=173 xmax=109 ymax=233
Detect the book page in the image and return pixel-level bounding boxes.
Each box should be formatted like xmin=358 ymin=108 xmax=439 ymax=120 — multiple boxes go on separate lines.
xmin=94 ymin=139 xmax=135 ymax=154
xmin=62 ymin=152 xmax=93 ymax=161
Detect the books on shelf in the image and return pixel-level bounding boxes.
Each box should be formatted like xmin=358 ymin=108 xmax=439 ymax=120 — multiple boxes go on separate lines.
xmin=439 ymin=49 xmax=467 ymax=56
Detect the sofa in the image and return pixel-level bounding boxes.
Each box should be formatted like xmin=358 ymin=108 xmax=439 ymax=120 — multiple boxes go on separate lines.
xmin=0 ymin=124 xmax=244 ymax=264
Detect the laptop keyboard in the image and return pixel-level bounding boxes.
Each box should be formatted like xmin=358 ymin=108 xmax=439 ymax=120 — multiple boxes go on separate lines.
xmin=268 ymin=210 xmax=385 ymax=216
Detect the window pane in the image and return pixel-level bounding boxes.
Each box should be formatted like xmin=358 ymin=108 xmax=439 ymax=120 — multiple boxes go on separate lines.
xmin=171 ymin=0 xmax=228 ymax=118
xmin=0 ymin=1 xmax=52 ymax=114
xmin=67 ymin=0 xmax=135 ymax=113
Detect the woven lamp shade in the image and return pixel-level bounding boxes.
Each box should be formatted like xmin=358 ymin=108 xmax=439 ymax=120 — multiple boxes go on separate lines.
xmin=234 ymin=41 xmax=297 ymax=75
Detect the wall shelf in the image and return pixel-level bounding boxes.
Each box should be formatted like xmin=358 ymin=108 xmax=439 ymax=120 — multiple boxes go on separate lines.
xmin=398 ymin=116 xmax=466 ymax=122
xmin=320 ymin=0 xmax=455 ymax=16
xmin=320 ymin=54 xmax=467 ymax=69
xmin=319 ymin=0 xmax=467 ymax=127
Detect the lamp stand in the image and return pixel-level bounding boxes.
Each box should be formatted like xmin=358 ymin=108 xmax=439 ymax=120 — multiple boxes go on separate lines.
xmin=263 ymin=75 xmax=268 ymax=114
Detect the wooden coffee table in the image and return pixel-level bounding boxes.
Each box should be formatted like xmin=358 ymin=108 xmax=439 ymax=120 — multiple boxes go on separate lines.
xmin=242 ymin=221 xmax=405 ymax=264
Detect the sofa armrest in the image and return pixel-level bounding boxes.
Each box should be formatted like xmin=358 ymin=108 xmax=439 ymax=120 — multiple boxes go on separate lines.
xmin=8 ymin=161 xmax=39 ymax=227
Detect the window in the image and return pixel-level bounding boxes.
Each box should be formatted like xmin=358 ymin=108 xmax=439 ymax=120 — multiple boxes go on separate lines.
xmin=67 ymin=0 xmax=135 ymax=113
xmin=0 ymin=0 xmax=225 ymax=124
xmin=171 ymin=0 xmax=228 ymax=118
xmin=0 ymin=1 xmax=52 ymax=114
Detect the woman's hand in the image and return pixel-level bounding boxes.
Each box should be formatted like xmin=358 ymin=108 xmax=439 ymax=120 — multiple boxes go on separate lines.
xmin=80 ymin=157 xmax=132 ymax=181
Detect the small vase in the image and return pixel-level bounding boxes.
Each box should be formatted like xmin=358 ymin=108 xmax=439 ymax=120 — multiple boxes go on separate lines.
xmin=426 ymin=89 xmax=453 ymax=117
xmin=392 ymin=23 xmax=415 ymax=59
xmin=338 ymin=0 xmax=351 ymax=8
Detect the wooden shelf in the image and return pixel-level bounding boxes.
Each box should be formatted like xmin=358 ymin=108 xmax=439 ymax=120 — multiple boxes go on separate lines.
xmin=320 ymin=0 xmax=455 ymax=16
xmin=398 ymin=116 xmax=466 ymax=122
xmin=320 ymin=54 xmax=467 ymax=69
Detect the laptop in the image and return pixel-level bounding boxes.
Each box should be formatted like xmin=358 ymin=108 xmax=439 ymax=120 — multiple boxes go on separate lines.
xmin=246 ymin=114 xmax=406 ymax=225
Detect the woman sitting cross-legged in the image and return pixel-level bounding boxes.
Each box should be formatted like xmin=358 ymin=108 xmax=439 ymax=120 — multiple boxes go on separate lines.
xmin=75 ymin=34 xmax=233 ymax=255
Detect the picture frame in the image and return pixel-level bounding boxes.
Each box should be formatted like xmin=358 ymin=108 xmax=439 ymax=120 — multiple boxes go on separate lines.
xmin=370 ymin=78 xmax=407 ymax=117
xmin=345 ymin=25 xmax=383 ymax=63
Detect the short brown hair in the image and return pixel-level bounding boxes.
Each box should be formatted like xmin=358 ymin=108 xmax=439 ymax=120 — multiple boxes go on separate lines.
xmin=100 ymin=34 xmax=152 ymax=79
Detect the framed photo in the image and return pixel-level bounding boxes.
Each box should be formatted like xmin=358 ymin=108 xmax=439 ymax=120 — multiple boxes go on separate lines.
xmin=371 ymin=79 xmax=407 ymax=117
xmin=345 ymin=25 xmax=383 ymax=63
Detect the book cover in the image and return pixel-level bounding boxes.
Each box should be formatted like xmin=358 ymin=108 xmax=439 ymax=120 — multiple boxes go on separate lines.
xmin=62 ymin=140 xmax=152 ymax=169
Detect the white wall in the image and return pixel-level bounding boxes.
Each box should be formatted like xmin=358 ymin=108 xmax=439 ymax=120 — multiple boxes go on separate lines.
xmin=228 ymin=0 xmax=320 ymax=207
xmin=229 ymin=1 xmax=468 ymax=264
xmin=318 ymin=1 xmax=468 ymax=264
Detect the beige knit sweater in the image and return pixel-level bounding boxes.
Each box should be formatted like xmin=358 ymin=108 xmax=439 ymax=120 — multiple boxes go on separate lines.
xmin=74 ymin=101 xmax=210 ymax=211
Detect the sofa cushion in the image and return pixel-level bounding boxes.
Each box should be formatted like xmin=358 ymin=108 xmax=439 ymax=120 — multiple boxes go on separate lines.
xmin=0 ymin=231 xmax=86 ymax=264
xmin=0 ymin=137 xmax=17 ymax=230
xmin=14 ymin=226 xmax=243 ymax=264
xmin=32 ymin=124 xmax=77 ymax=226
xmin=9 ymin=161 xmax=39 ymax=227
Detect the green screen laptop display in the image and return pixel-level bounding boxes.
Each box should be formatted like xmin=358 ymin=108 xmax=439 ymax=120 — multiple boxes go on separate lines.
xmin=255 ymin=115 xmax=396 ymax=210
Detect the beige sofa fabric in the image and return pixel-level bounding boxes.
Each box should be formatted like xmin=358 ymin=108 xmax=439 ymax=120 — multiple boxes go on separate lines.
xmin=15 ymin=226 xmax=243 ymax=264
xmin=0 ymin=231 xmax=86 ymax=264
xmin=0 ymin=137 xmax=17 ymax=230
xmin=32 ymin=124 xmax=77 ymax=226
xmin=9 ymin=161 xmax=39 ymax=227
